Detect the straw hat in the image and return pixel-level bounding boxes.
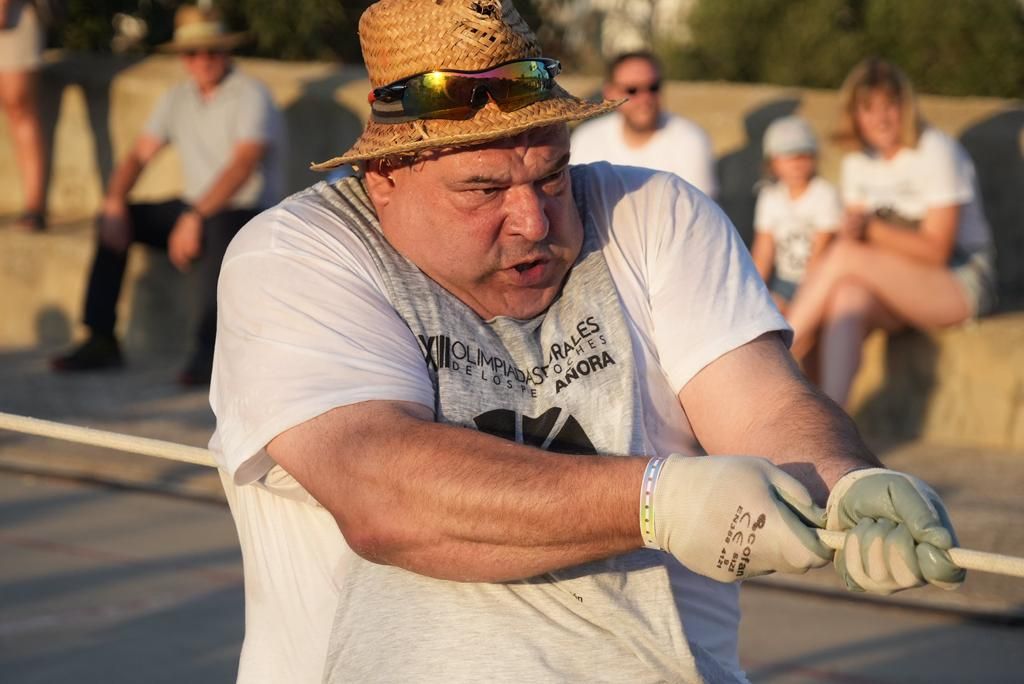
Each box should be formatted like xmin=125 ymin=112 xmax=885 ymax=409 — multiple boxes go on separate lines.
xmin=158 ymin=5 xmax=248 ymax=53
xmin=311 ymin=0 xmax=620 ymax=170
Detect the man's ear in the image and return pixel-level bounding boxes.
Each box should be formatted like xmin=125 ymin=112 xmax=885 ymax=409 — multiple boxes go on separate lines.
xmin=364 ymin=161 xmax=397 ymax=209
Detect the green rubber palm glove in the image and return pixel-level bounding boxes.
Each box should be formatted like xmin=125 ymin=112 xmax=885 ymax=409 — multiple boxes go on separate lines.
xmin=825 ymin=468 xmax=965 ymax=594
xmin=651 ymin=455 xmax=832 ymax=583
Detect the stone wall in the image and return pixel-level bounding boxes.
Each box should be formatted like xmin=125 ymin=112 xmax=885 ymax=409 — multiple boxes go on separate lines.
xmin=2 ymin=53 xmax=1022 ymax=449
xmin=1 ymin=52 xmax=1020 ymax=304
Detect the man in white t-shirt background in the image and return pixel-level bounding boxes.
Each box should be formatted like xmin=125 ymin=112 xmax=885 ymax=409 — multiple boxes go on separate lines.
xmin=570 ymin=50 xmax=718 ymax=199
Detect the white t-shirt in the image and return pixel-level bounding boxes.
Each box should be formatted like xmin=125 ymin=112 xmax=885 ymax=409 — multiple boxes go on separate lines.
xmin=210 ymin=164 xmax=786 ymax=682
xmin=840 ymin=127 xmax=992 ymax=251
xmin=571 ymin=112 xmax=718 ymax=198
xmin=754 ymin=176 xmax=841 ymax=283
xmin=145 ymin=69 xmax=287 ymax=209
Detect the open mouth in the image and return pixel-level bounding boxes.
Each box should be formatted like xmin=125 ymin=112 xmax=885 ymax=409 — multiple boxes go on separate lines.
xmin=507 ymin=258 xmax=551 ymax=285
xmin=514 ymin=259 xmax=544 ymax=273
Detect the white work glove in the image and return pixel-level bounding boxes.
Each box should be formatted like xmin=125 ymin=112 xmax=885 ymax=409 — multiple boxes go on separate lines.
xmin=647 ymin=455 xmax=832 ymax=582
xmin=826 ymin=468 xmax=965 ymax=594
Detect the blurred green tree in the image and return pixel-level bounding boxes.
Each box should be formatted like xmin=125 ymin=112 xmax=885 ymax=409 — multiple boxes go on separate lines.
xmin=664 ymin=0 xmax=1023 ymax=97
xmin=52 ymin=0 xmax=1024 ymax=97
xmin=55 ymin=0 xmax=546 ymax=64
xmin=217 ymin=0 xmax=372 ymax=63
xmin=57 ymin=0 xmax=152 ymax=52
xmin=862 ymin=0 xmax=1024 ymax=97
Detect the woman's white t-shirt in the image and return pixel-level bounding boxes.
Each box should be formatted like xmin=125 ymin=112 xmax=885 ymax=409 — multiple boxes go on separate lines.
xmin=840 ymin=127 xmax=992 ymax=251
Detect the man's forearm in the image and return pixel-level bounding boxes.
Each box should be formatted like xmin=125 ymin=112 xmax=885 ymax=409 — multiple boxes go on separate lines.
xmin=755 ymin=377 xmax=880 ymax=503
xmin=105 ymin=155 xmax=145 ymax=206
xmin=679 ymin=333 xmax=880 ymax=504
xmin=191 ymin=153 xmax=261 ymax=218
xmin=268 ymin=401 xmax=646 ymax=582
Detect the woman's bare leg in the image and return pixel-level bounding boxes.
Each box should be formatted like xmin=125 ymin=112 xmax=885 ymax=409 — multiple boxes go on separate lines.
xmin=817 ymin=277 xmax=904 ymax=405
xmin=0 ymin=69 xmax=46 ymax=221
xmin=789 ymin=240 xmax=971 ymax=406
xmin=788 ymin=240 xmax=970 ymax=360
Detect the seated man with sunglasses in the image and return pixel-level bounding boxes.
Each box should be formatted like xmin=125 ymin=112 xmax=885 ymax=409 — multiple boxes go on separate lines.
xmin=571 ymin=50 xmax=718 ymax=199
xmin=51 ymin=5 xmax=286 ymax=386
xmin=209 ymin=1 xmax=964 ymax=682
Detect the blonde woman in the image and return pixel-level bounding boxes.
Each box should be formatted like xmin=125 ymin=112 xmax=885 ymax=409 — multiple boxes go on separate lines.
xmin=787 ymin=58 xmax=996 ymax=406
xmin=0 ymin=0 xmax=46 ymax=230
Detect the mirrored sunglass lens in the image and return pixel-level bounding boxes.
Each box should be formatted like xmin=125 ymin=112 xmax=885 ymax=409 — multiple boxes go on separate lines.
xmin=373 ymin=60 xmax=558 ymax=121
xmin=471 ymin=61 xmax=553 ymax=110
xmin=405 ymin=68 xmax=550 ymax=117
xmin=403 ymin=72 xmax=478 ymax=118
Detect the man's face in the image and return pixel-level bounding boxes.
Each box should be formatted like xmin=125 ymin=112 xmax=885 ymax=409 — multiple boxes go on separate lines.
xmin=604 ymin=57 xmax=662 ymax=133
xmin=366 ymin=125 xmax=583 ymax=321
xmin=181 ymin=49 xmax=230 ymax=91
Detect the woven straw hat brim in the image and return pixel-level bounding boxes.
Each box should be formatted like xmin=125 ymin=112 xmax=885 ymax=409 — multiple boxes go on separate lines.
xmin=311 ymin=87 xmax=621 ymax=170
xmin=157 ymin=32 xmax=249 ymax=53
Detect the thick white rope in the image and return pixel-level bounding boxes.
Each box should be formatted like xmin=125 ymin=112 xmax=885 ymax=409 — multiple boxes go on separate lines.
xmin=1 ymin=410 xmax=1022 ymax=578
xmin=0 ymin=411 xmax=216 ymax=468
xmin=815 ymin=529 xmax=1024 ymax=579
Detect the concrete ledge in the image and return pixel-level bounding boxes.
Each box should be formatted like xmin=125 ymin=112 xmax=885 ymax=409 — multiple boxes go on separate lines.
xmin=3 ymin=215 xmax=1024 ymax=452
xmin=1 ymin=52 xmax=1021 ymax=297
xmin=0 ymin=219 xmax=191 ymax=355
xmin=1 ymin=52 xmax=1021 ymax=456
xmin=850 ymin=318 xmax=1024 ymax=451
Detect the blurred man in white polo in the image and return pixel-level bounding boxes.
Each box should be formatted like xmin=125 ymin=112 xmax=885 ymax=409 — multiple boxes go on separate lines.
xmin=571 ymin=50 xmax=717 ymax=198
xmin=51 ymin=5 xmax=286 ymax=386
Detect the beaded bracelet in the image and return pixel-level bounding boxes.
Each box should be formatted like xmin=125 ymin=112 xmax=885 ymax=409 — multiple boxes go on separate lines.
xmin=639 ymin=455 xmax=667 ymax=549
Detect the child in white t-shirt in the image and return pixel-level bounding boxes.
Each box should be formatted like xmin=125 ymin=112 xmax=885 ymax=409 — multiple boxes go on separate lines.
xmin=750 ymin=116 xmax=841 ymax=313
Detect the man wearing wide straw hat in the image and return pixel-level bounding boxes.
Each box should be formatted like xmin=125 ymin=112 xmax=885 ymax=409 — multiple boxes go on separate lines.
xmin=51 ymin=4 xmax=285 ymax=386
xmin=210 ymin=1 xmax=963 ymax=681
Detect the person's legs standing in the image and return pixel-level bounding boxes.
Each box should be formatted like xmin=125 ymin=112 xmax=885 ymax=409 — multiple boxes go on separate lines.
xmin=0 ymin=1 xmax=46 ymax=230
xmin=178 ymin=207 xmax=256 ymax=386
xmin=0 ymin=68 xmax=46 ymax=230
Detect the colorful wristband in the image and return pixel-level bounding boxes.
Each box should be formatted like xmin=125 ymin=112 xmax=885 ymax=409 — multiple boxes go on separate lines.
xmin=639 ymin=455 xmax=667 ymax=549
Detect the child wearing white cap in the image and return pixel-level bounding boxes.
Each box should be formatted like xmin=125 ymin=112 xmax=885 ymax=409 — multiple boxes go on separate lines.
xmin=750 ymin=115 xmax=841 ymax=312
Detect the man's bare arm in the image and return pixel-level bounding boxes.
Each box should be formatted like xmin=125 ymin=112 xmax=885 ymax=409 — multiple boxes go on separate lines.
xmin=105 ymin=134 xmax=165 ymax=206
xmin=267 ymin=401 xmax=645 ymax=583
xmin=678 ymin=332 xmax=879 ymax=503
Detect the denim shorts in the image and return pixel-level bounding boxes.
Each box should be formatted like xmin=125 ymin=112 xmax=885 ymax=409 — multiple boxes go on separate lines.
xmin=768 ymin=275 xmax=799 ymax=303
xmin=950 ymin=246 xmax=997 ymax=318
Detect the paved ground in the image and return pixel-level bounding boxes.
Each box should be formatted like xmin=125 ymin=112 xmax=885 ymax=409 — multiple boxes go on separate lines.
xmin=739 ymin=587 xmax=1024 ymax=683
xmin=3 ymin=472 xmax=1023 ymax=684
xmin=0 ymin=472 xmax=242 ymax=684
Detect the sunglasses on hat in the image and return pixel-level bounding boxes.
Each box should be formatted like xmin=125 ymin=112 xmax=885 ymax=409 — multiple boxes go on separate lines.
xmin=369 ymin=58 xmax=561 ymax=123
